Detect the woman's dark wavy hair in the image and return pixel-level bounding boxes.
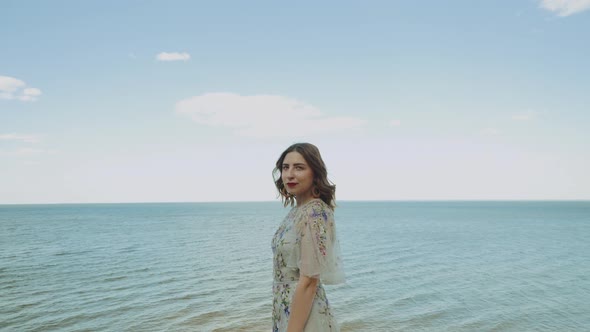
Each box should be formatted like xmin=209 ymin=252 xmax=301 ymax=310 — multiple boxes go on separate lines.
xmin=272 ymin=142 xmax=336 ymax=210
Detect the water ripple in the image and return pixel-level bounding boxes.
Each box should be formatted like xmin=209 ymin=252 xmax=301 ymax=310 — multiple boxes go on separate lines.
xmin=0 ymin=201 xmax=588 ymax=331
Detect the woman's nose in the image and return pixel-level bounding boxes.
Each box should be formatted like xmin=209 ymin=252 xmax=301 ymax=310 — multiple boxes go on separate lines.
xmin=285 ymin=169 xmax=294 ymax=178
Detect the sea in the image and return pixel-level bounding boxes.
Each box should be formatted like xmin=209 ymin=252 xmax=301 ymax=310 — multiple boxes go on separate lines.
xmin=1 ymin=201 xmax=589 ymax=331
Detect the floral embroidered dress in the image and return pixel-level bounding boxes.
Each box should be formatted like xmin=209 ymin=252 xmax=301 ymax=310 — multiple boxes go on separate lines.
xmin=271 ymin=198 xmax=345 ymax=332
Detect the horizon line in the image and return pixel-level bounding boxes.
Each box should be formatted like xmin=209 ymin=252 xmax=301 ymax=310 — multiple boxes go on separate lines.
xmin=1 ymin=199 xmax=589 ymax=206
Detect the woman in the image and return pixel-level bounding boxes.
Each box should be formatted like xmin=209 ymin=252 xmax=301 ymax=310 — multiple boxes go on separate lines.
xmin=271 ymin=143 xmax=345 ymax=332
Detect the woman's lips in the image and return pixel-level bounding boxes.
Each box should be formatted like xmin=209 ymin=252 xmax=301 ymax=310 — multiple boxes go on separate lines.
xmin=287 ymin=183 xmax=297 ymax=188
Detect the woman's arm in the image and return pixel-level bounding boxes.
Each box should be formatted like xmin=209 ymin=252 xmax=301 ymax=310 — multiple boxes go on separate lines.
xmin=286 ymin=274 xmax=319 ymax=332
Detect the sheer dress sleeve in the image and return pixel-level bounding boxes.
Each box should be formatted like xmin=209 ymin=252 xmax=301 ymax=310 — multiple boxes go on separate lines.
xmin=296 ymin=201 xmax=345 ymax=285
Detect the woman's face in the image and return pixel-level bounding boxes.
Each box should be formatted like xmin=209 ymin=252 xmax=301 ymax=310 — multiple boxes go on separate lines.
xmin=281 ymin=151 xmax=314 ymax=201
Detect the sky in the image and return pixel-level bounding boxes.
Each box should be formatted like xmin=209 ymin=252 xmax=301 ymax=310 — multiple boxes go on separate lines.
xmin=1 ymin=0 xmax=589 ymax=204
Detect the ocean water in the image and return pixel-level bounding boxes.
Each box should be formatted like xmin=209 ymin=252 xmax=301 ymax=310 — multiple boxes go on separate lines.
xmin=1 ymin=201 xmax=589 ymax=331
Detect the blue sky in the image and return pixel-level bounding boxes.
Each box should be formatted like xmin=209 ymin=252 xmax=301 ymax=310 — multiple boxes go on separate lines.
xmin=1 ymin=0 xmax=589 ymax=204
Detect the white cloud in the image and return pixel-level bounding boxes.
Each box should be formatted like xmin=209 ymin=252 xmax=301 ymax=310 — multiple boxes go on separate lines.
xmin=23 ymin=88 xmax=42 ymax=96
xmin=16 ymin=148 xmax=56 ymax=155
xmin=0 ymin=133 xmax=40 ymax=143
xmin=0 ymin=75 xmax=42 ymax=102
xmin=0 ymin=92 xmax=13 ymax=100
xmin=156 ymin=52 xmax=191 ymax=61
xmin=512 ymin=110 xmax=536 ymax=121
xmin=539 ymin=0 xmax=590 ymax=16
xmin=18 ymin=95 xmax=39 ymax=102
xmin=0 ymin=76 xmax=25 ymax=93
xmin=389 ymin=119 xmax=401 ymax=127
xmin=481 ymin=127 xmax=501 ymax=136
xmin=176 ymin=92 xmax=366 ymax=138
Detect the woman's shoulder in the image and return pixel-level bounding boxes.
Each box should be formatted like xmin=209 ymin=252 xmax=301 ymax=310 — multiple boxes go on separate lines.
xmin=295 ymin=198 xmax=334 ymax=226
xmin=300 ymin=198 xmax=331 ymax=213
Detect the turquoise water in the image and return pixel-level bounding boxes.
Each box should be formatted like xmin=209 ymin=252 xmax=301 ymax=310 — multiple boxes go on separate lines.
xmin=1 ymin=201 xmax=589 ymax=331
